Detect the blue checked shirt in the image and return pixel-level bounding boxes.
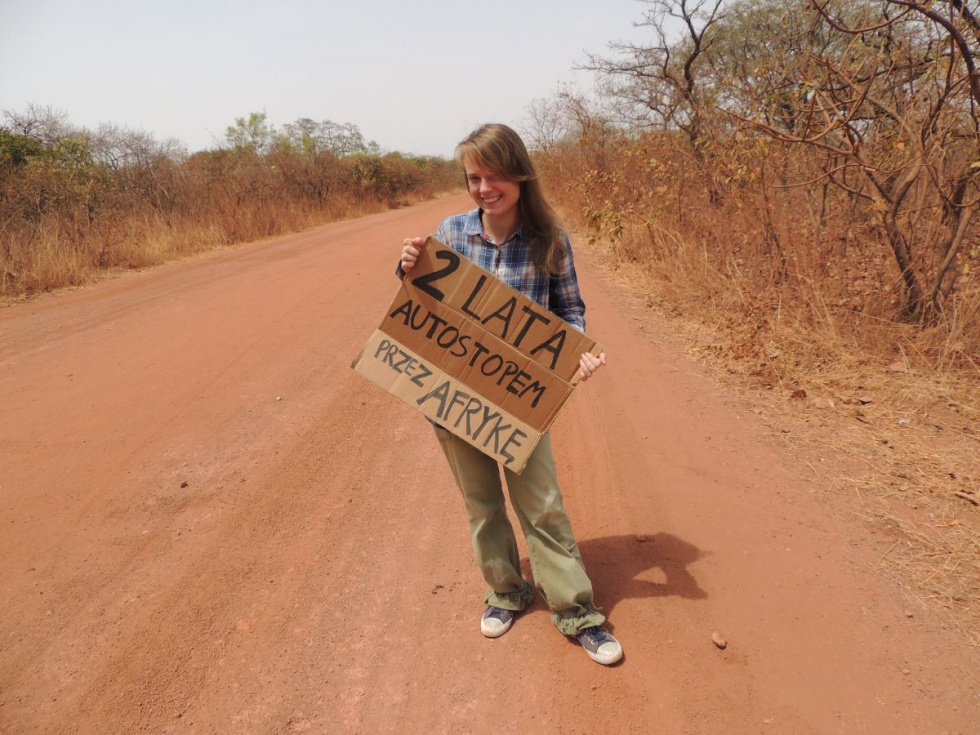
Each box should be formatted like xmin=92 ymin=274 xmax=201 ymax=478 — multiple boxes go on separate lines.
xmin=425 ymin=208 xmax=588 ymax=333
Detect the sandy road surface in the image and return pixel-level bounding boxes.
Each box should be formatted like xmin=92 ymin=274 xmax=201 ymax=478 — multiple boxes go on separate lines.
xmin=1 ymin=195 xmax=978 ymax=734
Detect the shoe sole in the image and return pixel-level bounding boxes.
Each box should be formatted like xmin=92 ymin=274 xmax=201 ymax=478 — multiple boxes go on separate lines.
xmin=480 ymin=618 xmax=513 ymax=638
xmin=583 ymin=644 xmax=623 ymax=665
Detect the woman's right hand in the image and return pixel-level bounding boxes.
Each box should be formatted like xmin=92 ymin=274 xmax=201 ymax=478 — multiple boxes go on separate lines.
xmin=400 ymin=237 xmax=425 ymax=273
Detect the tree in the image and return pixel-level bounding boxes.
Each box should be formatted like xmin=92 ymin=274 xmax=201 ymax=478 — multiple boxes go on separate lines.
xmin=281 ymin=118 xmax=379 ymax=156
xmin=727 ymin=0 xmax=980 ymax=319
xmin=225 ymin=111 xmax=275 ymax=154
xmin=89 ymin=122 xmax=185 ymax=170
xmin=2 ymin=104 xmax=73 ymax=147
xmin=581 ymin=0 xmax=727 ymax=156
xmin=0 ymin=128 xmax=44 ymax=169
xmin=281 ymin=117 xmax=321 ymax=155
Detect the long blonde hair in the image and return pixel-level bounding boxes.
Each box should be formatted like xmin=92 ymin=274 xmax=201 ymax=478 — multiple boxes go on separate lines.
xmin=455 ymin=123 xmax=566 ymax=276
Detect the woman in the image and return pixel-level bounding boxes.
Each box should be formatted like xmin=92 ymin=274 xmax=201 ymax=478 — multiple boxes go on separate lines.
xmin=399 ymin=123 xmax=622 ymax=666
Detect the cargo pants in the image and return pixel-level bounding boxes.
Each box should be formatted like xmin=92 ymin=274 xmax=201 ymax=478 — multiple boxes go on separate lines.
xmin=434 ymin=425 xmax=605 ymax=636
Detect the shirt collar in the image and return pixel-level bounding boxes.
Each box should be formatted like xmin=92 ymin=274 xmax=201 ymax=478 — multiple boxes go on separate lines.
xmin=464 ymin=207 xmax=528 ymax=245
xmin=463 ymin=208 xmax=483 ymax=237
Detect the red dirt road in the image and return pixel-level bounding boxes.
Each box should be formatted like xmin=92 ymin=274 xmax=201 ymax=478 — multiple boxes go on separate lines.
xmin=1 ymin=196 xmax=978 ymax=734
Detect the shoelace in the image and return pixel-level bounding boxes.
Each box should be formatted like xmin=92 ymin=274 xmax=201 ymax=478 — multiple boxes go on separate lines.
xmin=581 ymin=626 xmax=605 ymax=641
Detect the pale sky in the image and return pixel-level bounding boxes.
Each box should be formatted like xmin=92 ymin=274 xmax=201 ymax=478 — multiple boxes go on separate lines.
xmin=1 ymin=0 xmax=650 ymax=157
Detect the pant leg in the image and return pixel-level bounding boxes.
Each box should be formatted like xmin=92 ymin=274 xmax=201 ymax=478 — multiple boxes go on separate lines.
xmin=503 ymin=433 xmax=606 ymax=635
xmin=434 ymin=425 xmax=534 ymax=611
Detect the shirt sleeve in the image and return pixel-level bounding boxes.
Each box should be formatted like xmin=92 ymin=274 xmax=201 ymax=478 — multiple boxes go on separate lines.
xmin=434 ymin=219 xmax=449 ymax=244
xmin=549 ymin=234 xmax=587 ymax=333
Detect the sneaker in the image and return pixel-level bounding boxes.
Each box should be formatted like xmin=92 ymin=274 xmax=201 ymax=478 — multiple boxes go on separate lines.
xmin=576 ymin=626 xmax=623 ymax=665
xmin=480 ymin=606 xmax=515 ymax=638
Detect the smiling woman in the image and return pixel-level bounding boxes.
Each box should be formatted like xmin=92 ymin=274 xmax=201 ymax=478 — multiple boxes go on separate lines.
xmin=455 ymin=124 xmax=569 ymax=278
xmin=397 ymin=123 xmax=619 ymax=666
xmin=463 ymin=163 xmax=521 ymax=244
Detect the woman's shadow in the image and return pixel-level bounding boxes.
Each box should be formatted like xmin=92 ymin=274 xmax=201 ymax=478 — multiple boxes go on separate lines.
xmin=575 ymin=533 xmax=707 ymax=615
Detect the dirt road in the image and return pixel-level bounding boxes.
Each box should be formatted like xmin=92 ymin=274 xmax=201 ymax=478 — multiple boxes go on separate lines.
xmin=1 ymin=195 xmax=978 ymax=734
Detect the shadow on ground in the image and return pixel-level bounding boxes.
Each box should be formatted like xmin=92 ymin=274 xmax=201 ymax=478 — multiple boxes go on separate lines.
xmin=578 ymin=533 xmax=707 ymax=615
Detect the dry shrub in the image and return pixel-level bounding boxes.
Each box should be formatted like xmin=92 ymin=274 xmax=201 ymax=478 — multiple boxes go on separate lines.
xmin=540 ymin=131 xmax=980 ymax=374
xmin=0 ymin=132 xmax=458 ymax=299
xmin=538 ymin=130 xmax=980 ymax=641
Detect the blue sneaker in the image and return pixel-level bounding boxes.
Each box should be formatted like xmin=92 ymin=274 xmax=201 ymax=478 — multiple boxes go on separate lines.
xmin=480 ymin=606 xmax=515 ymax=638
xmin=576 ymin=626 xmax=623 ymax=665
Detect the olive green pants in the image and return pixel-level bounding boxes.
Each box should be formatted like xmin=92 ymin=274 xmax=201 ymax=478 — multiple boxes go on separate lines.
xmin=434 ymin=425 xmax=605 ymax=636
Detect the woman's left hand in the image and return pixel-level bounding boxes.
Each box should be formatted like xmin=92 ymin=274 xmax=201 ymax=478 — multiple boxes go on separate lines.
xmin=578 ymin=351 xmax=607 ymax=382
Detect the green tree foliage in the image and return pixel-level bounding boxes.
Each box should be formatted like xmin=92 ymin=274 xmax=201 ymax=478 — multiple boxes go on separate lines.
xmin=225 ymin=112 xmax=381 ymax=157
xmin=225 ymin=111 xmax=276 ymax=154
xmin=0 ymin=129 xmax=44 ymax=169
xmin=281 ymin=118 xmax=380 ymax=156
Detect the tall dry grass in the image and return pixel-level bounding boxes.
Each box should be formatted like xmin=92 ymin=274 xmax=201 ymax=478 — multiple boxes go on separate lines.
xmin=537 ymin=131 xmax=980 ymax=641
xmin=0 ymin=136 xmax=457 ymax=299
xmin=542 ymin=132 xmax=979 ymax=367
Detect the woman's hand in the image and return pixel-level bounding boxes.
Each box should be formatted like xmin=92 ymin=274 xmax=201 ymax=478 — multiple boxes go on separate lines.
xmin=400 ymin=237 xmax=425 ymax=273
xmin=578 ymin=351 xmax=607 ymax=382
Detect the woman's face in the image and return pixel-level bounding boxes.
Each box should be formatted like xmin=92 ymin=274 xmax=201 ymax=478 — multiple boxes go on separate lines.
xmin=464 ymin=157 xmax=520 ymax=222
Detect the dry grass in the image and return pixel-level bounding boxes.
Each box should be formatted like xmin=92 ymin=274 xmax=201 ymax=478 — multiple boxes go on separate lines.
xmin=542 ymin=133 xmax=980 ymax=643
xmin=1 ymin=193 xmax=460 ymax=305
xmin=1 ymin=144 xmax=459 ymax=301
xmin=574 ymin=226 xmax=980 ymax=643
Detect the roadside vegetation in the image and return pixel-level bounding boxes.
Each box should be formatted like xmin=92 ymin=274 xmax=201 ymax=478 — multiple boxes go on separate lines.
xmin=0 ymin=107 xmax=457 ymax=298
xmin=528 ymin=0 xmax=980 ymax=640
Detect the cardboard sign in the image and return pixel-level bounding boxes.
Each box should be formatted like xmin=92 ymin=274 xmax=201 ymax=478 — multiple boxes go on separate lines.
xmin=352 ymin=237 xmax=601 ymax=472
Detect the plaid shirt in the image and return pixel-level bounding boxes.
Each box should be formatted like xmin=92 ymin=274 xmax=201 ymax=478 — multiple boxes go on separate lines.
xmin=430 ymin=208 xmax=587 ymax=332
